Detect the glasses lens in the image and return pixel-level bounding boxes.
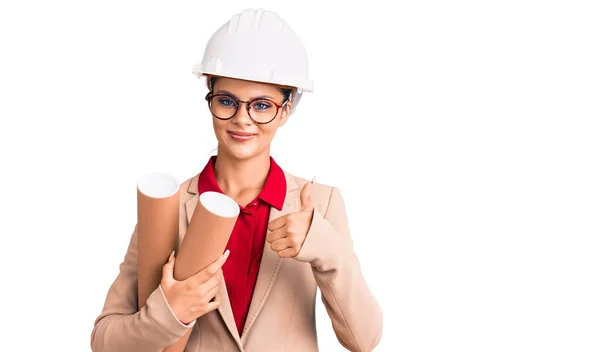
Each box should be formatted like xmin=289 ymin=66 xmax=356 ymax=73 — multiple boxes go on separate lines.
xmin=249 ymin=99 xmax=278 ymax=123
xmin=209 ymin=95 xmax=238 ymax=119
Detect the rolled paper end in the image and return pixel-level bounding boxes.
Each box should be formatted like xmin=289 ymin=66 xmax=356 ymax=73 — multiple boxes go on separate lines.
xmin=137 ymin=172 xmax=180 ymax=198
xmin=199 ymin=191 xmax=240 ymax=218
xmin=137 ymin=171 xmax=180 ymax=310
xmin=174 ymin=191 xmax=239 ymax=281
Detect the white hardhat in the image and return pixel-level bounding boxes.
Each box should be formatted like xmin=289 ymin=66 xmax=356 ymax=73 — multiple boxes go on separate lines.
xmin=192 ymin=8 xmax=313 ymax=114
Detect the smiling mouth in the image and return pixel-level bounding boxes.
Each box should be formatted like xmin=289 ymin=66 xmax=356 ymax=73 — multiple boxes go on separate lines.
xmin=227 ymin=131 xmax=256 ymax=142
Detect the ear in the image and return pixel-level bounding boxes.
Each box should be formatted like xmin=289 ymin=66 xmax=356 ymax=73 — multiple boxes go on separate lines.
xmin=277 ymin=102 xmax=292 ymax=127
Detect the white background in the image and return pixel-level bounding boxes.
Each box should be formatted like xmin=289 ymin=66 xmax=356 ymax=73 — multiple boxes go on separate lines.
xmin=1 ymin=0 xmax=599 ymax=351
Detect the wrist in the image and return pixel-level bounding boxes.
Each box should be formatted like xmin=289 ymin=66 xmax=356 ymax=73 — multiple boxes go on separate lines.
xmin=158 ymin=285 xmax=193 ymax=327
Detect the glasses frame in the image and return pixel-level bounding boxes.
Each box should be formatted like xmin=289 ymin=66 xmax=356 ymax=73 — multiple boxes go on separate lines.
xmin=205 ymin=92 xmax=289 ymax=125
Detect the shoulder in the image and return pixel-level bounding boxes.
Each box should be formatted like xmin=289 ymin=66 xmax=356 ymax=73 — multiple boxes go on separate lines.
xmin=180 ymin=175 xmax=195 ymax=191
xmin=177 ymin=173 xmax=199 ymax=204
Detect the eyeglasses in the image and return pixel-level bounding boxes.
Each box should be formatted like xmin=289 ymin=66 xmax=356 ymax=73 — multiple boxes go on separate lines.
xmin=205 ymin=92 xmax=288 ymax=124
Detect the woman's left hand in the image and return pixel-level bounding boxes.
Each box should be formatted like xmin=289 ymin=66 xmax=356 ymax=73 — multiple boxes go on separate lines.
xmin=266 ymin=179 xmax=314 ymax=258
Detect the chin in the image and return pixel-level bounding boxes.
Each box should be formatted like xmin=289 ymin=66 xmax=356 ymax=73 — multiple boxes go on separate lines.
xmin=222 ymin=142 xmax=261 ymax=160
xmin=229 ymin=150 xmax=257 ymax=160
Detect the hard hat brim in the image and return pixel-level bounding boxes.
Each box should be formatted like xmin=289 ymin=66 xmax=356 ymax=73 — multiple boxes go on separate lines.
xmin=193 ymin=65 xmax=314 ymax=93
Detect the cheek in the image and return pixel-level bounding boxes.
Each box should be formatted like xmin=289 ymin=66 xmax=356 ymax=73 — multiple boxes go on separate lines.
xmin=212 ymin=121 xmax=227 ymax=137
xmin=257 ymin=126 xmax=279 ymax=142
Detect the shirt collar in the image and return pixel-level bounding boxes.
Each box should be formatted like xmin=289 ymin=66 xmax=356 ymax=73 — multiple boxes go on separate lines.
xmin=197 ymin=155 xmax=287 ymax=211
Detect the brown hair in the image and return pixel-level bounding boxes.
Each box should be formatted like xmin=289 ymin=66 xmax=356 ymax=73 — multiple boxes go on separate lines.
xmin=208 ymin=76 xmax=293 ymax=103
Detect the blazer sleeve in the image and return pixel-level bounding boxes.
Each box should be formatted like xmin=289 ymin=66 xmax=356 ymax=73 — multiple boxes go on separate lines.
xmin=90 ymin=224 xmax=195 ymax=352
xmin=295 ymin=186 xmax=383 ymax=352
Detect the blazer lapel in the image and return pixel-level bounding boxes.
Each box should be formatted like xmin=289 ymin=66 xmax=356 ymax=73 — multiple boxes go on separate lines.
xmin=183 ymin=169 xmax=300 ymax=346
xmin=241 ymin=171 xmax=299 ymax=340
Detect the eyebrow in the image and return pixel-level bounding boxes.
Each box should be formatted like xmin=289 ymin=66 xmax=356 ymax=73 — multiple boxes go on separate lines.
xmin=215 ymin=90 xmax=277 ymax=101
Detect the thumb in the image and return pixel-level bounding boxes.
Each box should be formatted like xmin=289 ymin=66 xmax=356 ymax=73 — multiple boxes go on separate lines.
xmin=161 ymin=250 xmax=176 ymax=284
xmin=300 ymin=177 xmax=314 ymax=212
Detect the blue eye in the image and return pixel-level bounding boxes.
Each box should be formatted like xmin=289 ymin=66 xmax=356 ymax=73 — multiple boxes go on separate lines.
xmin=218 ymin=97 xmax=236 ymax=107
xmin=252 ymin=101 xmax=273 ymax=111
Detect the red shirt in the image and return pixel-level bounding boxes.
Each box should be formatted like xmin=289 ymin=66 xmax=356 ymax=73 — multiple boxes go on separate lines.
xmin=196 ymin=155 xmax=286 ymax=335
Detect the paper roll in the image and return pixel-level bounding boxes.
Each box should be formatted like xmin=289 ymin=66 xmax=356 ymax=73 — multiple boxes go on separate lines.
xmin=161 ymin=191 xmax=239 ymax=352
xmin=174 ymin=191 xmax=240 ymax=280
xmin=136 ymin=172 xmax=180 ymax=310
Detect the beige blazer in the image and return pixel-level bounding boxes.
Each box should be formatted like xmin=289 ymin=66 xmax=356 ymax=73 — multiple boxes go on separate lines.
xmin=91 ymin=170 xmax=382 ymax=352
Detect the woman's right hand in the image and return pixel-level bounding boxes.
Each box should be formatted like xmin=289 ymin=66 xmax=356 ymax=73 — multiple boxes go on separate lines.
xmin=160 ymin=249 xmax=230 ymax=324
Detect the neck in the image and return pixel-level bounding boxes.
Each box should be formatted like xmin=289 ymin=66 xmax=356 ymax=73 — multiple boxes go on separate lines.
xmin=214 ymin=146 xmax=271 ymax=196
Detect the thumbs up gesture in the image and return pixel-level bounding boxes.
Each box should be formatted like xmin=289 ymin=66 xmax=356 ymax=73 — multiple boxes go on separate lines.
xmin=266 ymin=177 xmax=315 ymax=258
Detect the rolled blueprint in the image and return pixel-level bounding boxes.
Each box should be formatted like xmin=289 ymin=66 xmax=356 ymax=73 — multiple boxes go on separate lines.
xmin=136 ymin=172 xmax=180 ymax=310
xmin=162 ymin=191 xmax=239 ymax=352
xmin=174 ymin=191 xmax=240 ymax=280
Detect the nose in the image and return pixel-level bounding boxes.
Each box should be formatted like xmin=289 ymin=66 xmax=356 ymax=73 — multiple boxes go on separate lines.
xmin=231 ymin=102 xmax=253 ymax=125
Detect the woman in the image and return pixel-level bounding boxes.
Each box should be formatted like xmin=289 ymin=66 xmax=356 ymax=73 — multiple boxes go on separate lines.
xmin=91 ymin=8 xmax=382 ymax=352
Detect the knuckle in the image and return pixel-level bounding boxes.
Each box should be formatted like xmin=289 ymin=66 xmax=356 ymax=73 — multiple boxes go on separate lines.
xmin=202 ymin=265 xmax=215 ymax=276
xmin=205 ymin=277 xmax=216 ymax=288
xmin=207 ymin=266 xmax=219 ymax=277
xmin=181 ymin=282 xmax=190 ymax=293
xmin=184 ymin=280 xmax=196 ymax=292
xmin=198 ymin=267 xmax=211 ymax=278
xmin=197 ymin=285 xmax=208 ymax=298
xmin=206 ymin=268 xmax=216 ymax=279
xmin=213 ymin=268 xmax=223 ymax=279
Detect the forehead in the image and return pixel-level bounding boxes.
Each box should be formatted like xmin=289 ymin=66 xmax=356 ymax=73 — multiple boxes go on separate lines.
xmin=212 ymin=77 xmax=283 ymax=99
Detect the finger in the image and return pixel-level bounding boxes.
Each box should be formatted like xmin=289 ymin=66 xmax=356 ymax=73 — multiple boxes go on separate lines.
xmin=268 ymin=214 xmax=289 ymax=232
xmin=277 ymin=247 xmax=298 ymax=258
xmin=202 ymin=269 xmax=223 ymax=291
xmin=209 ymin=292 xmax=221 ymax=303
xmin=192 ymin=250 xmax=230 ymax=284
xmin=266 ymin=227 xmax=288 ymax=243
xmin=203 ymin=284 xmax=220 ymax=302
xmin=300 ymin=178 xmax=314 ymax=212
xmin=205 ymin=300 xmax=221 ymax=313
xmin=270 ymin=237 xmax=293 ymax=252
xmin=161 ymin=251 xmax=176 ymax=282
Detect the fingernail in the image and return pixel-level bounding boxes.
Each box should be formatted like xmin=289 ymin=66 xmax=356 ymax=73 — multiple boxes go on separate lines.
xmin=222 ymin=249 xmax=230 ymax=260
xmin=311 ymin=176 xmax=316 ymax=184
